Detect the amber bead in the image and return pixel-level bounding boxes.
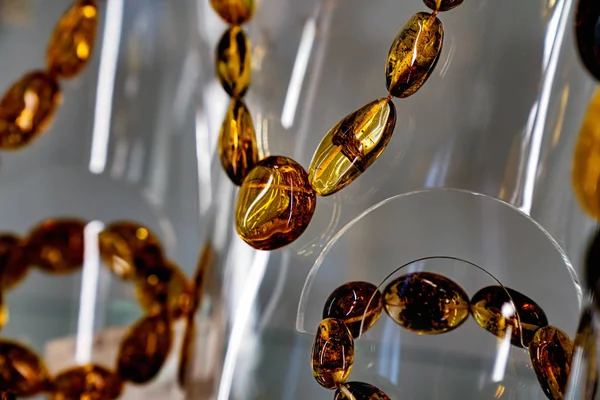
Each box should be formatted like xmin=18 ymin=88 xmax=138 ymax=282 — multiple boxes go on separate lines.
xmin=98 ymin=230 xmax=135 ymax=279
xmin=0 ymin=340 xmax=49 ymax=397
xmin=235 ymin=156 xmax=317 ymax=250
xmin=386 ymin=12 xmax=443 ymax=98
xmin=51 ymin=364 xmax=123 ymax=400
xmin=0 ymin=71 xmax=60 ymax=150
xmin=216 ymin=26 xmax=251 ymax=98
xmin=0 ymin=391 xmax=15 ymax=400
xmin=210 ymin=0 xmax=254 ymax=25
xmin=529 ymin=326 xmax=573 ymax=400
xmin=576 ymin=0 xmax=600 ymax=81
xmin=103 ymin=221 xmax=164 ymax=275
xmin=0 ymin=234 xmax=28 ymax=290
xmin=46 ymin=0 xmax=98 ymax=78
xmin=136 ymin=261 xmax=192 ymax=318
xmin=308 ymin=98 xmax=397 ymax=196
xmin=323 ymin=281 xmax=383 ymax=338
xmin=383 ymin=272 xmax=469 ymax=334
xmin=423 ymin=0 xmax=466 ymax=11
xmin=334 ymin=382 xmax=391 ymax=400
xmin=219 ymin=97 xmax=259 ymax=186
xmin=117 ymin=312 xmax=173 ymax=384
xmin=471 ymin=286 xmax=548 ymax=348
xmin=27 ymin=218 xmax=86 ymax=274
xmin=311 ymin=318 xmax=354 ymax=389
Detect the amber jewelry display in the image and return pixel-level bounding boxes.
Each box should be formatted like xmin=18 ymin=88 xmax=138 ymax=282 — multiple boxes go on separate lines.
xmin=0 ymin=0 xmax=98 ymax=150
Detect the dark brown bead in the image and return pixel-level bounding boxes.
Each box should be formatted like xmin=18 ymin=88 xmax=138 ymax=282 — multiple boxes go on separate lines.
xmin=136 ymin=260 xmax=192 ymax=318
xmin=529 ymin=326 xmax=573 ymax=400
xmin=423 ymin=0 xmax=466 ymax=11
xmin=576 ymin=0 xmax=600 ymax=81
xmin=0 ymin=340 xmax=49 ymax=397
xmin=0 ymin=391 xmax=15 ymax=400
xmin=0 ymin=234 xmax=29 ymax=290
xmin=323 ymin=281 xmax=383 ymax=338
xmin=470 ymin=286 xmax=548 ymax=348
xmin=311 ymin=318 xmax=354 ymax=389
xmin=383 ymin=272 xmax=470 ymax=334
xmin=334 ymin=382 xmax=391 ymax=400
xmin=50 ymin=364 xmax=123 ymax=400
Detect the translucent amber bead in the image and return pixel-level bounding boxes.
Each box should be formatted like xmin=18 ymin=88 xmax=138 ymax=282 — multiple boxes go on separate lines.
xmin=423 ymin=0 xmax=466 ymax=11
xmin=27 ymin=218 xmax=86 ymax=274
xmin=216 ymin=26 xmax=251 ymax=98
xmin=383 ymin=272 xmax=470 ymax=334
xmin=471 ymin=286 xmax=548 ymax=348
xmin=386 ymin=12 xmax=444 ymax=98
xmin=51 ymin=364 xmax=123 ymax=400
xmin=576 ymin=0 xmax=600 ymax=81
xmin=0 ymin=391 xmax=15 ymax=400
xmin=311 ymin=318 xmax=354 ymax=389
xmin=117 ymin=313 xmax=173 ymax=384
xmin=235 ymin=156 xmax=317 ymax=250
xmin=323 ymin=281 xmax=383 ymax=338
xmin=46 ymin=0 xmax=98 ymax=78
xmin=0 ymin=71 xmax=60 ymax=150
xmin=0 ymin=234 xmax=29 ymax=290
xmin=218 ymin=98 xmax=259 ymax=185
xmin=529 ymin=326 xmax=573 ymax=400
xmin=308 ymin=98 xmax=397 ymax=196
xmin=0 ymin=340 xmax=49 ymax=397
xmin=210 ymin=0 xmax=254 ymax=25
xmin=334 ymin=382 xmax=391 ymax=400
xmin=98 ymin=230 xmax=135 ymax=279
xmin=136 ymin=261 xmax=192 ymax=318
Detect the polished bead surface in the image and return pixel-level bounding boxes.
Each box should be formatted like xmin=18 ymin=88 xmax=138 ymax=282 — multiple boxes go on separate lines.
xmin=323 ymin=281 xmax=383 ymax=338
xmin=27 ymin=218 xmax=86 ymax=273
xmin=308 ymin=98 xmax=397 ymax=196
xmin=423 ymin=0 xmax=466 ymax=11
xmin=0 ymin=340 xmax=49 ymax=397
xmin=0 ymin=234 xmax=28 ymax=290
xmin=98 ymin=230 xmax=135 ymax=279
xmin=218 ymin=98 xmax=259 ymax=185
xmin=235 ymin=156 xmax=317 ymax=250
xmin=216 ymin=26 xmax=251 ymax=98
xmin=51 ymin=364 xmax=123 ymax=400
xmin=311 ymin=318 xmax=354 ymax=389
xmin=0 ymin=71 xmax=60 ymax=150
xmin=576 ymin=0 xmax=600 ymax=81
xmin=471 ymin=286 xmax=548 ymax=347
xmin=136 ymin=261 xmax=192 ymax=318
xmin=386 ymin=12 xmax=443 ymax=98
xmin=334 ymin=382 xmax=391 ymax=400
xmin=103 ymin=221 xmax=164 ymax=275
xmin=46 ymin=0 xmax=98 ymax=78
xmin=383 ymin=272 xmax=469 ymax=334
xmin=117 ymin=313 xmax=172 ymax=384
xmin=529 ymin=326 xmax=573 ymax=400
xmin=210 ymin=0 xmax=254 ymax=24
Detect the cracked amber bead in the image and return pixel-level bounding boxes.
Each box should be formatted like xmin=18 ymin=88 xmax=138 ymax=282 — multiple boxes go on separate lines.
xmin=51 ymin=364 xmax=123 ymax=400
xmin=235 ymin=156 xmax=317 ymax=250
xmin=219 ymin=98 xmax=259 ymax=185
xmin=210 ymin=0 xmax=254 ymax=24
xmin=386 ymin=12 xmax=443 ymax=98
xmin=136 ymin=261 xmax=192 ymax=318
xmin=529 ymin=326 xmax=573 ymax=400
xmin=308 ymin=98 xmax=397 ymax=196
xmin=27 ymin=218 xmax=86 ymax=274
xmin=216 ymin=26 xmax=251 ymax=98
xmin=423 ymin=0 xmax=466 ymax=11
xmin=0 ymin=71 xmax=60 ymax=150
xmin=311 ymin=318 xmax=354 ymax=389
xmin=46 ymin=0 xmax=98 ymax=78
xmin=576 ymin=0 xmax=600 ymax=81
xmin=0 ymin=234 xmax=28 ymax=290
xmin=334 ymin=382 xmax=391 ymax=400
xmin=0 ymin=340 xmax=49 ymax=397
xmin=383 ymin=272 xmax=469 ymax=334
xmin=471 ymin=286 xmax=548 ymax=348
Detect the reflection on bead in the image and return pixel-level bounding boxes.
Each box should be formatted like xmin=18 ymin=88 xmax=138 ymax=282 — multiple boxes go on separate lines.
xmin=27 ymin=218 xmax=86 ymax=273
xmin=0 ymin=391 xmax=15 ymax=400
xmin=308 ymin=98 xmax=397 ymax=196
xmin=117 ymin=313 xmax=173 ymax=384
xmin=386 ymin=12 xmax=443 ymax=98
xmin=98 ymin=230 xmax=135 ymax=279
xmin=0 ymin=340 xmax=49 ymax=397
xmin=334 ymin=382 xmax=391 ymax=400
xmin=576 ymin=0 xmax=600 ymax=81
xmin=383 ymin=272 xmax=470 ymax=334
xmin=423 ymin=0 xmax=466 ymax=11
xmin=210 ymin=0 xmax=254 ymax=24
xmin=529 ymin=326 xmax=573 ymax=400
xmin=323 ymin=281 xmax=383 ymax=338
xmin=51 ymin=364 xmax=123 ymax=400
xmin=470 ymin=286 xmax=548 ymax=347
xmin=46 ymin=0 xmax=98 ymax=78
xmin=104 ymin=221 xmax=164 ymax=275
xmin=136 ymin=261 xmax=192 ymax=318
xmin=0 ymin=71 xmax=60 ymax=150
xmin=216 ymin=26 xmax=251 ymax=98
xmin=235 ymin=156 xmax=317 ymax=250
xmin=311 ymin=318 xmax=354 ymax=389
xmin=218 ymin=98 xmax=259 ymax=185
xmin=0 ymin=234 xmax=28 ymax=290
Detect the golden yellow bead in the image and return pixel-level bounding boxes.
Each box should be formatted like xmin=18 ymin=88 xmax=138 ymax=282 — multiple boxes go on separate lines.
xmin=386 ymin=12 xmax=444 ymax=98
xmin=311 ymin=318 xmax=354 ymax=389
xmin=0 ymin=340 xmax=49 ymax=397
xmin=210 ymin=0 xmax=254 ymax=25
xmin=216 ymin=26 xmax=251 ymax=98
xmin=51 ymin=364 xmax=123 ymax=400
xmin=308 ymin=98 xmax=396 ymax=196
xmin=529 ymin=326 xmax=573 ymax=400
xmin=136 ymin=261 xmax=192 ymax=318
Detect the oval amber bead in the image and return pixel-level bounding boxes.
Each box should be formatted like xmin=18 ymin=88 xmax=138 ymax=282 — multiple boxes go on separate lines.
xmin=210 ymin=0 xmax=254 ymax=25
xmin=529 ymin=326 xmax=573 ymax=400
xmin=51 ymin=364 xmax=123 ymax=400
xmin=383 ymin=272 xmax=470 ymax=334
xmin=334 ymin=382 xmax=391 ymax=400
xmin=219 ymin=98 xmax=259 ymax=186
xmin=235 ymin=156 xmax=317 ymax=250
xmin=0 ymin=340 xmax=49 ymax=397
xmin=471 ymin=286 xmax=548 ymax=347
xmin=136 ymin=261 xmax=192 ymax=318
xmin=576 ymin=0 xmax=600 ymax=81
xmin=98 ymin=230 xmax=135 ymax=279
xmin=46 ymin=0 xmax=98 ymax=78
xmin=423 ymin=0 xmax=466 ymax=11
xmin=0 ymin=71 xmax=60 ymax=150
xmin=117 ymin=313 xmax=173 ymax=384
xmin=0 ymin=234 xmax=29 ymax=290
xmin=386 ymin=12 xmax=443 ymax=98
xmin=308 ymin=98 xmax=397 ymax=196
xmin=311 ymin=318 xmax=354 ymax=389
xmin=216 ymin=26 xmax=251 ymax=98
xmin=323 ymin=281 xmax=383 ymax=338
